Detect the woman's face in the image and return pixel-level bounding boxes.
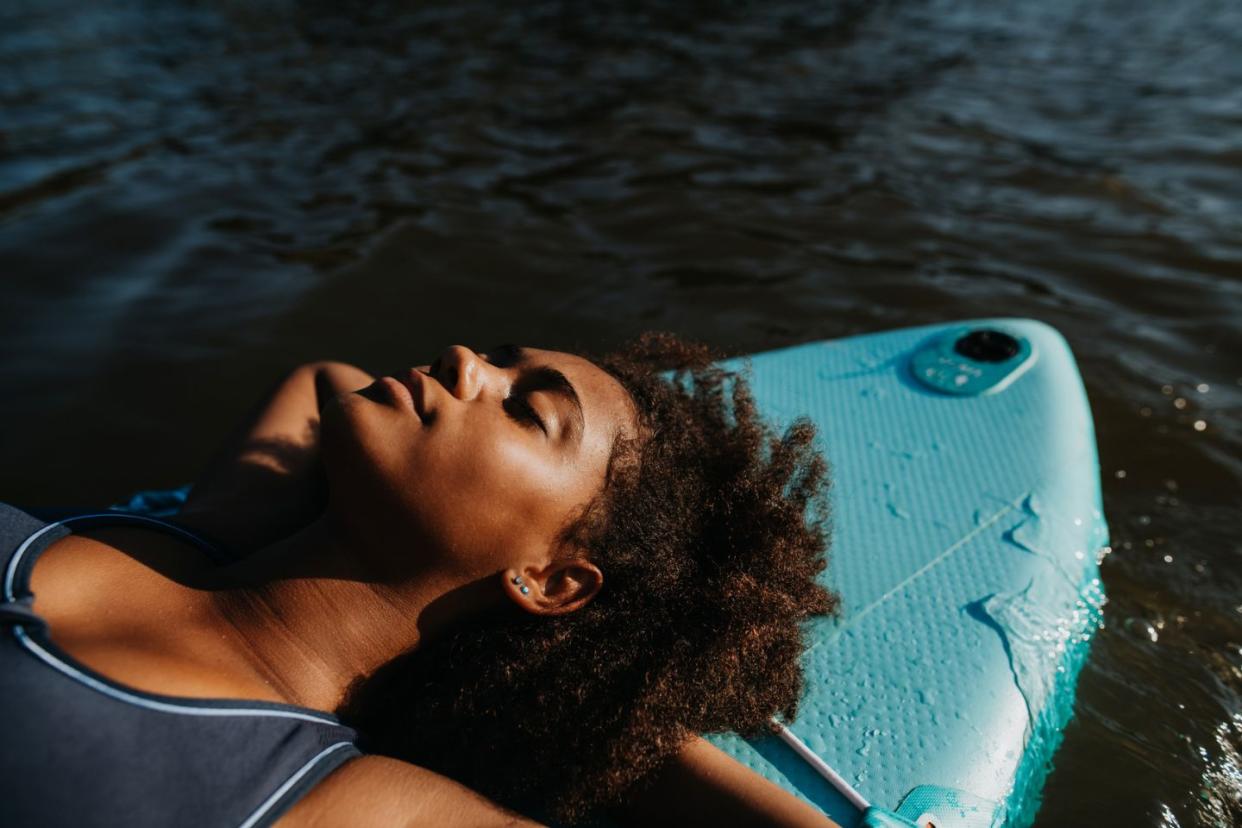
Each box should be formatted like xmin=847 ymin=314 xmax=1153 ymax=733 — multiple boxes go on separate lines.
xmin=322 ymin=344 xmax=636 ymax=586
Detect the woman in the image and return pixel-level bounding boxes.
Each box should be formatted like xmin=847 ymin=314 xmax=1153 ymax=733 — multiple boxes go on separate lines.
xmin=0 ymin=334 xmax=839 ymax=827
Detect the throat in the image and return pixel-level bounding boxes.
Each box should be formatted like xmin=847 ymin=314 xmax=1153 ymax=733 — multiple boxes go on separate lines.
xmin=207 ymin=579 xmax=373 ymax=712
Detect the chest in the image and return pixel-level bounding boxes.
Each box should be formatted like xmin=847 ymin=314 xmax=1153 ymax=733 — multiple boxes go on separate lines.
xmin=27 ymin=532 xmax=281 ymax=703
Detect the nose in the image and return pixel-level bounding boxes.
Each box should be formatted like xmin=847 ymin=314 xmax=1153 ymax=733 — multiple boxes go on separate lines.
xmin=432 ymin=344 xmax=486 ymax=400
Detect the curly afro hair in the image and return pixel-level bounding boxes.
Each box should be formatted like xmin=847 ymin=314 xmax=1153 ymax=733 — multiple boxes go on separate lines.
xmin=342 ymin=333 xmax=836 ymax=823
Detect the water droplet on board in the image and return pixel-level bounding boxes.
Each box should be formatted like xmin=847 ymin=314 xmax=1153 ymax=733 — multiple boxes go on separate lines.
xmin=1193 ymin=420 xmax=1207 ymax=432
xmin=1196 ymin=383 xmax=1210 ymax=393
xmin=1115 ymin=469 xmax=1127 ymax=479
xmin=1173 ymin=397 xmax=1188 ymax=409
xmin=883 ymin=482 xmax=910 ymax=519
xmin=1161 ymin=384 xmax=1174 ymax=396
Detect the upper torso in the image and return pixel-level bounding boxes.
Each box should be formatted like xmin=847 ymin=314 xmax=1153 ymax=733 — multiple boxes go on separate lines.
xmin=0 ymin=502 xmax=361 ymax=828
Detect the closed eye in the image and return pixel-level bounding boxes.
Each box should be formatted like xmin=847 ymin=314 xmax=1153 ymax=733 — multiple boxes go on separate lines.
xmin=487 ymin=343 xmax=582 ymax=444
xmin=504 ymin=392 xmax=547 ymax=434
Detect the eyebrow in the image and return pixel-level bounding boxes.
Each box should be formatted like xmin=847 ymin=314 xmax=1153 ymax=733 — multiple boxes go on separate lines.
xmin=491 ymin=344 xmax=585 ymax=444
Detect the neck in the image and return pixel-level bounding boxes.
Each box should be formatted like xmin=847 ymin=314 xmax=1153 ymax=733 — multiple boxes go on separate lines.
xmin=207 ymin=513 xmax=449 ymax=713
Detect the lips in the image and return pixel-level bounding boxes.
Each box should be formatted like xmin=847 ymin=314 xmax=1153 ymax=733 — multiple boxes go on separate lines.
xmin=366 ymin=370 xmax=432 ymax=422
xmin=373 ymin=377 xmax=414 ymax=413
xmin=394 ymin=369 xmax=431 ymax=423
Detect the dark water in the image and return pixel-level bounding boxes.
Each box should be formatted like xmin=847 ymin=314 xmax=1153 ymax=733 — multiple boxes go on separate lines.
xmin=2 ymin=0 xmax=1239 ymax=824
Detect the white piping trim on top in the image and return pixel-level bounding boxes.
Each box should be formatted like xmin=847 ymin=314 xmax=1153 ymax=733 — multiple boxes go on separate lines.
xmin=770 ymin=720 xmax=871 ymax=813
xmin=4 ymin=512 xmax=213 ymax=601
xmin=236 ymin=741 xmax=355 ymax=828
xmin=12 ymin=628 xmax=342 ymax=725
xmin=4 ymin=513 xmax=341 ymax=726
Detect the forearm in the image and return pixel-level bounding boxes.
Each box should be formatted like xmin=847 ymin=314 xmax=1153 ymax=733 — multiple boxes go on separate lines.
xmin=275 ymin=755 xmax=545 ymax=828
xmin=617 ymin=736 xmax=840 ymax=828
xmin=180 ymin=361 xmax=374 ymax=552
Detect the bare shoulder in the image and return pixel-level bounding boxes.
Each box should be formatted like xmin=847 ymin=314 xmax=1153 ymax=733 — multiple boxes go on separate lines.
xmin=275 ymin=754 xmax=543 ymax=828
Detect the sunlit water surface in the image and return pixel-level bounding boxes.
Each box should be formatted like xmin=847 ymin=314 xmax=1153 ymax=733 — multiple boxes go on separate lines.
xmin=2 ymin=1 xmax=1240 ymax=824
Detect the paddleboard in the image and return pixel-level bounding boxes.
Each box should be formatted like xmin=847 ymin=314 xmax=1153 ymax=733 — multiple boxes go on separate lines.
xmin=707 ymin=318 xmax=1107 ymax=828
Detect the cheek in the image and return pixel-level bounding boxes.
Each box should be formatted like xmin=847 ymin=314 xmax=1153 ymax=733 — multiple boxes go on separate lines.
xmin=322 ymin=398 xmax=600 ymax=576
xmin=408 ymin=432 xmax=588 ymax=571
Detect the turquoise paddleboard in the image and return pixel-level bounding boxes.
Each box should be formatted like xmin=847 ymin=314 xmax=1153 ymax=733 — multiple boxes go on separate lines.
xmin=707 ymin=319 xmax=1107 ymax=828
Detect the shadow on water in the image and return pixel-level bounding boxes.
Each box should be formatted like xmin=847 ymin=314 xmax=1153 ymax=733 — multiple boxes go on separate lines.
xmin=2 ymin=0 xmax=1241 ymax=824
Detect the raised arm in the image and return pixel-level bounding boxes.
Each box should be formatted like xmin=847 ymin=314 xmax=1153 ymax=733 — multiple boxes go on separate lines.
xmin=178 ymin=360 xmax=374 ymax=552
xmin=617 ymin=736 xmax=841 ymax=828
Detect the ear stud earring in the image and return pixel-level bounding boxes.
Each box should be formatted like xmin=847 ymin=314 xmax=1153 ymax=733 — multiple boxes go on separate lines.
xmin=511 ymin=575 xmax=530 ymax=595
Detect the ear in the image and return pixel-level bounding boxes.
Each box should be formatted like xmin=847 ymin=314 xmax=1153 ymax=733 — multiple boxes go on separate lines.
xmin=503 ymin=558 xmax=603 ymax=616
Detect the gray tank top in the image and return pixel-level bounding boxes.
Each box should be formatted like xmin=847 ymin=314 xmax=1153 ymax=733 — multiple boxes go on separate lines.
xmin=0 ymin=502 xmax=361 ymax=827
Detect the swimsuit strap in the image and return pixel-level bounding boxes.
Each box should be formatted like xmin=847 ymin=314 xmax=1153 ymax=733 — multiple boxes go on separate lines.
xmin=4 ymin=511 xmax=224 ymax=602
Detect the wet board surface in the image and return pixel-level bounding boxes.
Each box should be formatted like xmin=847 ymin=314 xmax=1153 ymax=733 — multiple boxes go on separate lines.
xmin=706 ymin=318 xmax=1107 ymax=828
